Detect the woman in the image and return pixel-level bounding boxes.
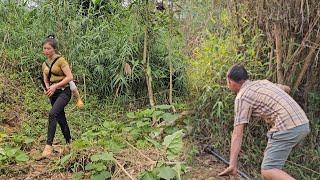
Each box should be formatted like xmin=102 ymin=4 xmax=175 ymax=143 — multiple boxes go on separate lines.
xmin=41 ymin=34 xmax=81 ymax=157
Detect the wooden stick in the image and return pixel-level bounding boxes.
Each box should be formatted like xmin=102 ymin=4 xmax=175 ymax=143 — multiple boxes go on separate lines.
xmin=83 ymin=73 xmax=86 ymax=103
xmin=125 ymin=141 xmax=156 ymax=164
xmin=113 ymin=158 xmax=135 ymax=180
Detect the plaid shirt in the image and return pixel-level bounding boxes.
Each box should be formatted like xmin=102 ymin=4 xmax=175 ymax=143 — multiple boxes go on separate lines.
xmin=234 ymin=80 xmax=309 ymax=132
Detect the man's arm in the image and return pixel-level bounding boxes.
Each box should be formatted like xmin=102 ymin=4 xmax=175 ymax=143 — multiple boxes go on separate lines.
xmin=219 ymin=124 xmax=245 ymax=177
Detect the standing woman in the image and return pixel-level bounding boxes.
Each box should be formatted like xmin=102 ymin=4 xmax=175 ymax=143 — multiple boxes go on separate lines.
xmin=41 ymin=34 xmax=73 ymax=157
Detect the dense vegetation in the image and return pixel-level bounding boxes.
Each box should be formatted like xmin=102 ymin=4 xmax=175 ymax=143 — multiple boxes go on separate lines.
xmin=1 ymin=0 xmax=319 ymax=179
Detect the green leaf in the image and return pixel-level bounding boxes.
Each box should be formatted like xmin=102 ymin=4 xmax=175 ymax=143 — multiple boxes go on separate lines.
xmin=91 ymin=0 xmax=101 ymax=6
xmin=99 ymin=152 xmax=113 ymax=161
xmin=91 ymin=154 xmax=101 ymax=162
xmin=0 ymin=155 xmax=7 ymax=161
xmin=0 ymin=132 xmax=8 ymax=142
xmin=60 ymin=153 xmax=73 ymax=165
xmin=15 ymin=151 xmax=29 ymax=162
xmin=91 ymin=152 xmax=113 ymax=162
xmin=23 ymin=137 xmax=35 ymax=144
xmin=0 ymin=148 xmax=5 ymax=155
xmin=141 ymin=108 xmax=154 ymax=117
xmin=136 ymin=121 xmax=149 ymax=128
xmin=72 ymin=172 xmax=84 ymax=180
xmin=163 ymin=130 xmax=184 ymax=160
xmin=126 ymin=112 xmax=136 ymax=119
xmin=140 ymin=171 xmax=157 ymax=180
xmin=72 ymin=139 xmax=90 ymax=149
xmin=145 ymin=137 xmax=161 ymax=149
xmin=85 ymin=163 xmax=95 ymax=171
xmin=152 ymin=110 xmax=164 ymax=117
xmin=162 ymin=113 xmax=180 ymax=122
xmin=157 ymin=166 xmax=176 ymax=180
xmin=173 ymin=162 xmax=182 ymax=179
xmin=95 ymin=163 xmax=107 ymax=171
xmin=90 ymin=171 xmax=111 ymax=180
xmin=155 ymin=104 xmax=172 ymax=110
xmin=6 ymin=147 xmax=19 ymax=158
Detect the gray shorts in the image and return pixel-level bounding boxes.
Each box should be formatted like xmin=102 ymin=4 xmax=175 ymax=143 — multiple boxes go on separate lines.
xmin=261 ymin=123 xmax=310 ymax=170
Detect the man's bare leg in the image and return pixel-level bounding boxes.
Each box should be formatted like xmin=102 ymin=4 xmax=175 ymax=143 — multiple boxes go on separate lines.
xmin=261 ymin=169 xmax=295 ymax=180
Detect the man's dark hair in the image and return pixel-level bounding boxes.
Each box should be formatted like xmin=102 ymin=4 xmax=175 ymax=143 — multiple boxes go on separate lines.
xmin=42 ymin=34 xmax=58 ymax=51
xmin=227 ymin=64 xmax=248 ymax=82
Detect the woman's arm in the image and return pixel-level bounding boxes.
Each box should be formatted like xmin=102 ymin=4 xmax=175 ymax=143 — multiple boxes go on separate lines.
xmin=43 ymin=72 xmax=50 ymax=90
xmin=46 ymin=65 xmax=73 ymax=97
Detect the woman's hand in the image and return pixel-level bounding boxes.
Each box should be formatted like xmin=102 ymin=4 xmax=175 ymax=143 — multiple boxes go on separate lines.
xmin=46 ymin=84 xmax=58 ymax=97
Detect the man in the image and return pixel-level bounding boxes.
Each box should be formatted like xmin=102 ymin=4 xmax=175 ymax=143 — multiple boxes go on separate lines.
xmin=219 ymin=64 xmax=310 ymax=179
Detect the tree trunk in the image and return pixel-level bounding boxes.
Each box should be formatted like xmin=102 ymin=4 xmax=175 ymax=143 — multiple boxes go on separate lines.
xmin=143 ymin=27 xmax=155 ymax=107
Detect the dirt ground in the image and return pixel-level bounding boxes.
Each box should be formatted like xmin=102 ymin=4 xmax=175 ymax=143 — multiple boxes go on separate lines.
xmin=184 ymin=153 xmax=244 ymax=180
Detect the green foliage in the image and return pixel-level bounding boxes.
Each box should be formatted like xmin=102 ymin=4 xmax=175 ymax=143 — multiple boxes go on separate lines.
xmin=0 ymin=0 xmax=187 ymax=103
xmin=139 ymin=163 xmax=186 ymax=180
xmin=163 ymin=130 xmax=184 ymax=160
xmin=187 ymin=1 xmax=319 ymax=178
xmin=84 ymin=152 xmax=113 ymax=179
xmin=0 ymin=146 xmax=29 ymax=164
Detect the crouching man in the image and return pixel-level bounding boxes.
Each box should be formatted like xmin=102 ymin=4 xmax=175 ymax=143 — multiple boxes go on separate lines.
xmin=219 ymin=64 xmax=310 ymax=179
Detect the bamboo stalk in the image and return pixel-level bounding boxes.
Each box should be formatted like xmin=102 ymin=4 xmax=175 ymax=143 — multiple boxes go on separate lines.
xmin=273 ymin=23 xmax=285 ymax=84
xmin=143 ymin=27 xmax=155 ymax=107
xmin=293 ymin=35 xmax=320 ymax=92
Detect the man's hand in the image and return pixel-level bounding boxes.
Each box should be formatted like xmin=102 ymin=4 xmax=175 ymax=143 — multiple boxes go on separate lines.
xmin=277 ymin=84 xmax=291 ymax=93
xmin=219 ymin=166 xmax=237 ymax=177
xmin=46 ymin=84 xmax=57 ymax=97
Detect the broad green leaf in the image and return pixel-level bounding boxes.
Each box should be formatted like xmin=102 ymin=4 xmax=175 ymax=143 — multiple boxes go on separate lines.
xmin=155 ymin=105 xmax=172 ymax=110
xmin=99 ymin=140 xmax=122 ymax=151
xmin=95 ymin=163 xmax=106 ymax=171
xmin=72 ymin=172 xmax=84 ymax=180
xmin=99 ymin=152 xmax=113 ymax=161
xmin=85 ymin=163 xmax=95 ymax=171
xmin=163 ymin=130 xmax=184 ymax=160
xmin=173 ymin=162 xmax=182 ymax=179
xmin=126 ymin=112 xmax=136 ymax=119
xmin=15 ymin=151 xmax=29 ymax=162
xmin=72 ymin=139 xmax=90 ymax=150
xmin=91 ymin=154 xmax=101 ymax=162
xmin=157 ymin=166 xmax=176 ymax=180
xmin=136 ymin=121 xmax=149 ymax=128
xmin=162 ymin=113 xmax=179 ymax=122
xmin=145 ymin=137 xmax=161 ymax=149
xmin=152 ymin=110 xmax=164 ymax=117
xmin=24 ymin=137 xmax=35 ymax=144
xmin=91 ymin=152 xmax=113 ymax=162
xmin=141 ymin=108 xmax=154 ymax=117
xmin=60 ymin=153 xmax=73 ymax=165
xmin=140 ymin=171 xmax=157 ymax=180
xmin=6 ymin=147 xmax=19 ymax=158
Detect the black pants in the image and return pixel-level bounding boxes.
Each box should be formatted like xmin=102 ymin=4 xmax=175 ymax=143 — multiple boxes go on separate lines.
xmin=47 ymin=87 xmax=71 ymax=145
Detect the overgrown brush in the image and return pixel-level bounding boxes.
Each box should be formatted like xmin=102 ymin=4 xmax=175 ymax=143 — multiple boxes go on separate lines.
xmin=187 ymin=2 xmax=320 ymax=179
